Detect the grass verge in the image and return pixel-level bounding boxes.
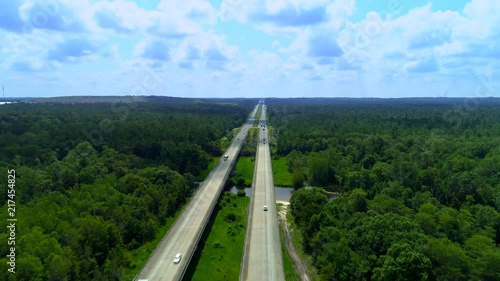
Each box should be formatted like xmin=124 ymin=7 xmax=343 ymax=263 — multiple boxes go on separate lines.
xmin=286 ymin=209 xmax=319 ymax=280
xmin=184 ymin=192 xmax=250 ymax=281
xmin=272 ymin=157 xmax=293 ymax=187
xmin=278 ymin=204 xmax=301 ymax=281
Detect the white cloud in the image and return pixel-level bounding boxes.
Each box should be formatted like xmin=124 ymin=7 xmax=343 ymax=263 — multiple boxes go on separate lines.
xmin=244 ymin=49 xmax=282 ymax=81
xmin=404 ymin=57 xmax=439 ymax=73
xmin=1 ymin=0 xmax=499 ymax=98
xmin=18 ymin=0 xmax=93 ymax=33
xmin=92 ymin=0 xmax=150 ymax=33
xmin=333 ymin=1 xmax=499 ymax=80
xmin=325 ymin=0 xmax=355 ymax=30
xmin=148 ymin=0 xmax=217 ymax=37
xmin=173 ymin=32 xmax=239 ymax=71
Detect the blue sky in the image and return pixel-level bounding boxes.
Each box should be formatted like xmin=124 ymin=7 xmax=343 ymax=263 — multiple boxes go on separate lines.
xmin=0 ymin=0 xmax=498 ymax=98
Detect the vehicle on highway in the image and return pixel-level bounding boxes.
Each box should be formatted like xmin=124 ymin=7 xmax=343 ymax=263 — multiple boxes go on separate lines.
xmin=263 ymin=205 xmax=268 ymax=211
xmin=223 ymin=155 xmax=229 ymax=161
xmin=174 ymin=253 xmax=182 ymax=264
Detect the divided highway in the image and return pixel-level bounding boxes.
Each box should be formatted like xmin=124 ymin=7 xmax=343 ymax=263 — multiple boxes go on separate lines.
xmin=135 ymin=106 xmax=258 ymax=281
xmin=240 ymin=105 xmax=285 ymax=281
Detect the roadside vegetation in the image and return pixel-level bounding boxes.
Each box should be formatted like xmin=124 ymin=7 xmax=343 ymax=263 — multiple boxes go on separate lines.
xmin=268 ymin=98 xmax=500 ymax=281
xmin=272 ymin=157 xmax=294 ymax=187
xmin=280 ymin=227 xmax=301 ymax=281
xmin=185 ymin=192 xmax=250 ymax=281
xmin=231 ymin=128 xmax=259 ymax=186
xmin=285 ymin=203 xmax=320 ymax=280
xmin=278 ymin=203 xmax=302 ymax=281
xmin=197 ymin=157 xmax=220 ymax=182
xmin=231 ymin=157 xmax=255 ymax=186
xmin=253 ymin=105 xmax=263 ymax=127
xmin=0 ymin=98 xmax=254 ymax=280
xmin=122 ymin=203 xmax=187 ymax=280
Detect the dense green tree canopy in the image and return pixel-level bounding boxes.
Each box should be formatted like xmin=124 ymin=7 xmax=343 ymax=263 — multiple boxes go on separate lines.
xmin=281 ymin=98 xmax=500 ymax=281
xmin=0 ymin=98 xmax=254 ymax=280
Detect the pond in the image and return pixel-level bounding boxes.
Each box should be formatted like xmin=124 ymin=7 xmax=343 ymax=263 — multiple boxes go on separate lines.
xmin=229 ymin=186 xmax=295 ymax=202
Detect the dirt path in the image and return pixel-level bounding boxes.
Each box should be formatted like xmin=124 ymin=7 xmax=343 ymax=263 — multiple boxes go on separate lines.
xmin=277 ymin=202 xmax=311 ymax=281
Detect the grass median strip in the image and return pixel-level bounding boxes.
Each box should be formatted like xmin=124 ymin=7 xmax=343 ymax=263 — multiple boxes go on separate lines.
xmin=231 ymin=156 xmax=255 ymax=186
xmin=272 ymin=157 xmax=293 ymax=187
xmin=184 ymin=192 xmax=250 ymax=281
xmin=253 ymin=105 xmax=263 ymax=127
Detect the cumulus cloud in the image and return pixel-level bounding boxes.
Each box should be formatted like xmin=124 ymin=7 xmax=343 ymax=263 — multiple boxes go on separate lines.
xmin=142 ymin=41 xmax=170 ymax=61
xmin=251 ymin=6 xmax=327 ymax=26
xmin=173 ymin=33 xmax=239 ymax=71
xmin=221 ymin=0 xmax=332 ymax=28
xmin=409 ymin=30 xmax=452 ymax=49
xmin=325 ymin=0 xmax=355 ymax=30
xmin=47 ymin=38 xmax=98 ymax=62
xmin=404 ymin=58 xmax=439 ymax=73
xmin=308 ymin=34 xmax=343 ymax=58
xmin=19 ymin=0 xmax=88 ymax=33
xmin=185 ymin=46 xmax=201 ymax=60
xmin=205 ymin=48 xmax=228 ymax=61
xmin=1 ymin=0 xmax=499 ymax=98
xmin=148 ymin=0 xmax=217 ymax=38
xmin=94 ymin=10 xmax=131 ymax=33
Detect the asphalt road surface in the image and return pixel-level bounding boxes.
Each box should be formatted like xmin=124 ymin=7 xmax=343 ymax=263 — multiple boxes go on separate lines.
xmin=240 ymin=105 xmax=285 ymax=281
xmin=135 ymin=106 xmax=258 ymax=281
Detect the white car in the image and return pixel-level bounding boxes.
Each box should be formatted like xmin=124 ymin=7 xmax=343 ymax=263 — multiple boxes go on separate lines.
xmin=174 ymin=253 xmax=182 ymax=264
xmin=263 ymin=205 xmax=268 ymax=211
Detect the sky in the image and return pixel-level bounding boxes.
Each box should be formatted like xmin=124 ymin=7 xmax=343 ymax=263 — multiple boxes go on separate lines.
xmin=0 ymin=0 xmax=498 ymax=98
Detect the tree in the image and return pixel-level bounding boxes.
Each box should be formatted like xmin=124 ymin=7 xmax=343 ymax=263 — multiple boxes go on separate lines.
xmin=429 ymin=238 xmax=474 ymax=281
xmin=372 ymin=242 xmax=432 ymax=281
xmin=290 ymin=188 xmax=328 ymax=227
xmin=14 ymin=255 xmax=45 ymax=281
xmin=415 ymin=203 xmax=439 ymax=236
xmin=309 ymin=156 xmax=336 ymax=187
xmin=46 ymin=254 xmax=71 ymax=281
xmin=292 ymin=169 xmax=305 ymax=188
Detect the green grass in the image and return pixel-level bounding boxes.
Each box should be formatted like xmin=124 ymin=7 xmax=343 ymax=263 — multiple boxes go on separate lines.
xmin=232 ymin=127 xmax=241 ymax=137
xmin=278 ymin=205 xmax=301 ymax=281
xmin=185 ymin=193 xmax=250 ymax=281
xmin=232 ymin=156 xmax=255 ymax=186
xmin=122 ymin=203 xmax=188 ymax=280
xmin=272 ymin=157 xmax=294 ymax=187
xmin=197 ymin=157 xmax=220 ymax=181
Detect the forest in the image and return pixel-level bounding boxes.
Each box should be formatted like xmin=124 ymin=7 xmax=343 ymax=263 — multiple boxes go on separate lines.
xmin=0 ymin=97 xmax=254 ymax=280
xmin=268 ymin=98 xmax=500 ymax=280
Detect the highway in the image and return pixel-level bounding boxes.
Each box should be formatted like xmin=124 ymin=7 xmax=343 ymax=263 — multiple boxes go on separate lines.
xmin=135 ymin=106 xmax=258 ymax=281
xmin=240 ymin=105 xmax=285 ymax=281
